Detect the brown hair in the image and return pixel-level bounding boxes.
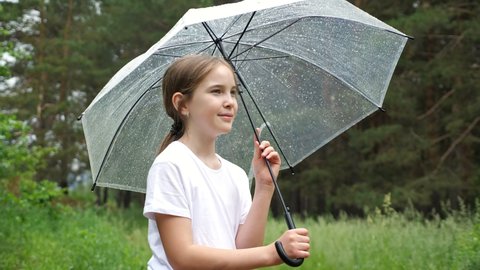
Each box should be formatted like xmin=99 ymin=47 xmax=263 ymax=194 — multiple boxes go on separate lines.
xmin=157 ymin=54 xmax=234 ymax=153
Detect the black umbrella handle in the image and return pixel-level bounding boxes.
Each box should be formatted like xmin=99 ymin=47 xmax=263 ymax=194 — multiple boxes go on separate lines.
xmin=274 ymin=210 xmax=304 ymax=267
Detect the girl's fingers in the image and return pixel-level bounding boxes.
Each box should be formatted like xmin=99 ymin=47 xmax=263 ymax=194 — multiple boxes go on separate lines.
xmin=256 ymin=141 xmax=278 ymax=160
xmin=261 ymin=146 xmax=275 ymax=157
xmin=266 ymin=152 xmax=278 ymax=160
xmin=290 ymin=233 xmax=310 ymax=245
xmin=258 ymin=140 xmax=270 ymax=150
xmin=293 ymin=228 xmax=309 ymax=236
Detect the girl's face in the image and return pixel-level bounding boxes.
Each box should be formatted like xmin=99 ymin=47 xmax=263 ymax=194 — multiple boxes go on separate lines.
xmin=184 ymin=63 xmax=238 ymax=139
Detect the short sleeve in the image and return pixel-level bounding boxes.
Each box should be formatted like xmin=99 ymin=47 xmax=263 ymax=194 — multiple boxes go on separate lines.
xmin=143 ymin=161 xmax=191 ymax=220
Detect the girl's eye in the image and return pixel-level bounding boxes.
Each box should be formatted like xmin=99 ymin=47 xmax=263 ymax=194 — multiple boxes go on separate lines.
xmin=211 ymin=89 xmax=221 ymax=94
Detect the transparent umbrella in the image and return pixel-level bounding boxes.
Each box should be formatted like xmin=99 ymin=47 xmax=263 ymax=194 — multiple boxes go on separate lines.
xmin=80 ymin=0 xmax=410 ymax=266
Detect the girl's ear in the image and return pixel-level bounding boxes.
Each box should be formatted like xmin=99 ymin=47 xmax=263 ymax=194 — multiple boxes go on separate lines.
xmin=172 ymin=92 xmax=188 ymax=116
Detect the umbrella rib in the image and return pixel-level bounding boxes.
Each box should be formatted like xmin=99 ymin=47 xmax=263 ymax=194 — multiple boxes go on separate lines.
xmin=222 ymin=17 xmax=410 ymax=63
xmin=221 ymin=15 xmax=411 ymax=42
xmin=230 ymin=55 xmax=290 ymax=62
xmin=90 ymin=79 xmax=161 ymax=191
xmin=221 ymin=39 xmax=291 ymax=70
xmin=202 ymin=21 xmax=219 ymax=43
xmin=229 ymin=18 xmax=302 ymax=62
xmin=152 ymin=53 xmax=184 ymax=58
xmin=202 ymin=22 xmax=223 ymax=57
xmin=219 ymin=13 xmax=245 ymax=40
xmin=153 ymin=42 xmax=217 ymax=58
xmin=198 ymin=43 xmax=217 ymax=54
xmin=154 ymin=40 xmax=213 ymax=53
xmin=227 ymin=11 xmax=256 ymax=60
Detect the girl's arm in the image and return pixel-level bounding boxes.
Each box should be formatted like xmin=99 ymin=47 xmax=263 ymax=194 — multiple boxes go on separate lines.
xmin=155 ymin=214 xmax=309 ymax=270
xmin=236 ymin=137 xmax=281 ymax=248
xmin=236 ymin=183 xmax=274 ymax=248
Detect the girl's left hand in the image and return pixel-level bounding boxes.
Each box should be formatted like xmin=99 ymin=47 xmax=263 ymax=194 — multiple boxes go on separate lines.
xmin=251 ymin=128 xmax=281 ymax=188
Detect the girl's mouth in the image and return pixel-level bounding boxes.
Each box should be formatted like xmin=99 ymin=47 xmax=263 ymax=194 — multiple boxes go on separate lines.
xmin=218 ymin=113 xmax=234 ymax=121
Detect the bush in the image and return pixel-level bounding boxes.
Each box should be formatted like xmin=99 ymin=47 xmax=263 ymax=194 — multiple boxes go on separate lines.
xmin=0 ymin=200 xmax=150 ymax=269
xmin=0 ymin=114 xmax=53 ymax=182
xmin=0 ymin=177 xmax=149 ymax=269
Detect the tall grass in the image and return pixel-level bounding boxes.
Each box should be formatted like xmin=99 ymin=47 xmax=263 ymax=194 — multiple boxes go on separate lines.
xmin=1 ymin=186 xmax=478 ymax=269
xmin=265 ymin=215 xmax=476 ymax=270
xmin=0 ymin=183 xmax=151 ymax=270
xmin=264 ymin=196 xmax=479 ymax=270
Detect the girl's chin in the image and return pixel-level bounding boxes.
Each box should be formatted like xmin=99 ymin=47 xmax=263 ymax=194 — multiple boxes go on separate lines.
xmin=215 ymin=126 xmax=233 ymax=136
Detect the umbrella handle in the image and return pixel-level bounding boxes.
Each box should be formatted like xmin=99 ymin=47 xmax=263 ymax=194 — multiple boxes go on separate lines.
xmin=274 ymin=210 xmax=304 ymax=267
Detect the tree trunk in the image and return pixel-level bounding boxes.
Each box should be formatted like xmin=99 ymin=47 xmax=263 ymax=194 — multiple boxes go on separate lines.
xmin=95 ymin=188 xmax=109 ymax=206
xmin=57 ymin=0 xmax=74 ymax=189
xmin=35 ymin=0 xmax=48 ymax=148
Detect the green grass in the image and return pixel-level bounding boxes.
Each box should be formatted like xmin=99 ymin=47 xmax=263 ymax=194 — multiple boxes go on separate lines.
xmin=1 ymin=189 xmax=478 ymax=269
xmin=0 ymin=197 xmax=150 ymax=269
xmin=264 ymin=214 xmax=477 ymax=270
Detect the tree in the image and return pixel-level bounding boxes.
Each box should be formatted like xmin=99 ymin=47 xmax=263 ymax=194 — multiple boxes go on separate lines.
xmin=1 ymin=0 xmax=101 ymax=190
xmin=2 ymin=0 xmax=478 ymax=215
xmin=275 ymin=0 xmax=480 ymax=216
xmin=0 ymin=113 xmax=53 ymax=185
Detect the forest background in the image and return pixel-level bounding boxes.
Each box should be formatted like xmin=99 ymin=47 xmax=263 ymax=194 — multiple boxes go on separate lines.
xmin=1 ymin=0 xmax=479 ymax=219
xmin=1 ymin=0 xmax=479 ymax=269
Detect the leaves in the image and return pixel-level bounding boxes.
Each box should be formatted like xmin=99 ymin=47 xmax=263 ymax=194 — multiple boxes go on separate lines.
xmin=0 ymin=114 xmax=54 ymax=182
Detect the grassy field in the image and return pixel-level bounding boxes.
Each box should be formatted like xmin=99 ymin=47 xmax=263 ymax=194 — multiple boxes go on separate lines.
xmin=1 ymin=187 xmax=478 ymax=270
xmin=265 ymin=214 xmax=479 ymax=270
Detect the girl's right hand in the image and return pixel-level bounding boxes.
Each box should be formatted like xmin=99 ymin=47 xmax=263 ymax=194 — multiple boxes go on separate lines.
xmin=274 ymin=228 xmax=310 ymax=263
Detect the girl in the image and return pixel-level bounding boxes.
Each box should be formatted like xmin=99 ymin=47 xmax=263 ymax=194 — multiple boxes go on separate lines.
xmin=143 ymin=54 xmax=310 ymax=269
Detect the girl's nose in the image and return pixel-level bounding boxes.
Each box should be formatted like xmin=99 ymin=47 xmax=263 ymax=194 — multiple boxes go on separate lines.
xmin=224 ymin=93 xmax=235 ymax=107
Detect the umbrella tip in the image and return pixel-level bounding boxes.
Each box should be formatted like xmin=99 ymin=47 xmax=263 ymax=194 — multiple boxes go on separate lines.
xmin=91 ymin=182 xmax=97 ymax=192
xmin=379 ymin=107 xmax=386 ymax=112
xmin=77 ymin=112 xmax=84 ymax=121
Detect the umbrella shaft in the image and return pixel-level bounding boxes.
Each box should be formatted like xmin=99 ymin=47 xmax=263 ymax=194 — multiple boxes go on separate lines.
xmin=262 ymin=155 xmax=295 ymax=229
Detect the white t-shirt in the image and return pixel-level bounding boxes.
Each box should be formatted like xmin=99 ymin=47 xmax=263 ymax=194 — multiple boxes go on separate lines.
xmin=143 ymin=141 xmax=252 ymax=270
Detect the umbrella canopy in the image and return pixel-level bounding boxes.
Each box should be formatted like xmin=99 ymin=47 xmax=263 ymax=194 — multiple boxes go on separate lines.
xmin=81 ymin=0 xmax=409 ymax=193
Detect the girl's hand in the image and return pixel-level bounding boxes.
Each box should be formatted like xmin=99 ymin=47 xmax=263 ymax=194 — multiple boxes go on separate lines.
xmin=274 ymin=228 xmax=310 ymax=262
xmin=251 ymin=128 xmax=281 ymax=188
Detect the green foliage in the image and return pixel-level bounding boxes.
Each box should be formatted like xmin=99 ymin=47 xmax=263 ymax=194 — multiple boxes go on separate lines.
xmin=453 ymin=199 xmax=480 ymax=270
xmin=19 ymin=179 xmax=65 ymax=206
xmin=0 ymin=4 xmax=12 ymax=77
xmin=266 ymin=196 xmax=479 ymax=270
xmin=0 ymin=3 xmax=31 ymax=78
xmin=1 ymin=176 xmax=148 ymax=269
xmin=1 ymin=186 xmax=478 ymax=269
xmin=0 ymin=114 xmax=54 ymax=182
xmin=0 ymin=201 xmax=149 ymax=270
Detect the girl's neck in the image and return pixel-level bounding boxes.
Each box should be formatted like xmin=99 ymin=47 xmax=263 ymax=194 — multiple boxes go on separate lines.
xmin=178 ymin=133 xmax=220 ymax=169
